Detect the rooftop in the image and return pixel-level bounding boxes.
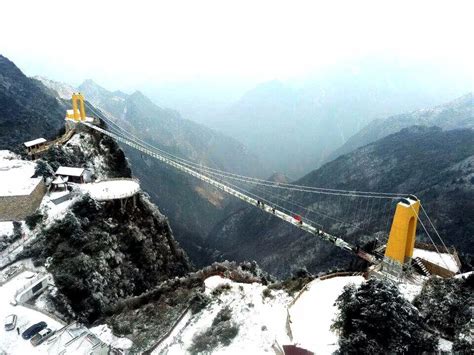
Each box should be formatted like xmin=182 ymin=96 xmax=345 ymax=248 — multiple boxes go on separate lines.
xmin=413 ymin=248 xmax=460 ymax=273
xmin=0 ymin=151 xmax=41 ymax=196
xmin=23 ymin=138 xmax=46 ymax=148
xmin=56 ymin=166 xmax=86 ymax=177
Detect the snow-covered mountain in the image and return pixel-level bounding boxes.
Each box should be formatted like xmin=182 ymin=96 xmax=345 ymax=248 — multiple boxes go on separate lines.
xmin=327 ymin=92 xmax=473 ymax=162
xmin=33 ymin=76 xmax=75 ymax=100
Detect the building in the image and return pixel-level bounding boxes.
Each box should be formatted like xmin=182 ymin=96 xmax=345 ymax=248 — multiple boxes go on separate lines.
xmin=0 ymin=151 xmax=46 ymax=221
xmin=23 ymin=138 xmax=47 ymax=158
xmin=55 ymin=167 xmax=91 ymax=184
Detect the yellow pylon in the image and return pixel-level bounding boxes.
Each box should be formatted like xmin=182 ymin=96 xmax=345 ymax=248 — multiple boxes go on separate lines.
xmin=384 ymin=197 xmax=420 ymax=264
xmin=66 ymin=93 xmax=86 ymax=121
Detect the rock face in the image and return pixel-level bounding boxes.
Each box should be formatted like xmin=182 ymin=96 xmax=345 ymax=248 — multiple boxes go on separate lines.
xmin=0 ymin=55 xmax=67 ymax=151
xmin=24 ymin=128 xmax=191 ymax=324
xmin=40 ymin=193 xmax=191 ymax=323
xmin=208 ymin=126 xmax=474 ymax=277
xmin=327 ymin=93 xmax=473 ymax=162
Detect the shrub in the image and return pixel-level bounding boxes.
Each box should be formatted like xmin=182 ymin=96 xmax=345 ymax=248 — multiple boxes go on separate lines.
xmin=189 ymin=306 xmax=239 ymax=353
xmin=332 ymin=279 xmax=438 ymax=354
xmin=190 ymin=293 xmax=211 ymax=314
xmin=212 ymin=306 xmax=232 ymax=326
xmin=34 ymin=160 xmax=54 ymax=178
xmin=413 ymin=275 xmax=472 ymax=338
xmin=211 ymin=283 xmax=232 ymax=296
xmin=25 ymin=210 xmax=44 ymax=229
xmin=12 ymin=221 xmax=22 ymax=239
xmin=71 ymin=194 xmax=100 ymax=219
xmin=452 ymin=324 xmax=472 ymax=353
xmin=262 ymin=288 xmax=273 ymax=299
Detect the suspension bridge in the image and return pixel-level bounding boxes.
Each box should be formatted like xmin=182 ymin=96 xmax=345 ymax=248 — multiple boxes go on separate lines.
xmin=62 ymin=93 xmax=456 ymax=277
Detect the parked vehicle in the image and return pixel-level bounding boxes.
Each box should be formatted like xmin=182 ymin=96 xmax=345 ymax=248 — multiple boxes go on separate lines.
xmin=22 ymin=321 xmax=47 ymax=339
xmin=30 ymin=328 xmax=53 ymax=346
xmin=4 ymin=314 xmax=17 ymax=331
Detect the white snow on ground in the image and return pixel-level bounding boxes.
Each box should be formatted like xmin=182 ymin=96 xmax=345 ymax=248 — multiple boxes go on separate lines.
xmin=455 ymin=271 xmax=473 ymax=279
xmin=90 ymin=324 xmax=133 ymax=350
xmin=0 ymin=270 xmax=64 ymax=354
xmin=78 ymin=180 xmax=140 ymax=201
xmin=398 ymin=275 xmax=425 ymax=302
xmin=64 ymin=133 xmax=108 ymax=179
xmin=0 ymin=221 xmax=14 ymax=236
xmin=413 ymin=248 xmax=460 ymax=273
xmin=154 ymin=275 xmax=292 ymax=354
xmin=0 ymin=150 xmax=19 ymax=160
xmin=0 ymin=151 xmax=40 ymax=196
xmin=39 ymin=190 xmax=81 ymax=226
xmin=289 ymin=275 xmax=365 ymax=354
xmin=438 ymin=338 xmax=453 ymax=352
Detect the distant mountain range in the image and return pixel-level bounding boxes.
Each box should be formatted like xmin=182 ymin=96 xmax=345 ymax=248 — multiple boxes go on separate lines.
xmin=201 ymin=60 xmax=471 ymax=178
xmin=328 ymin=92 xmax=473 ymax=162
xmin=208 ymin=126 xmax=474 ymax=276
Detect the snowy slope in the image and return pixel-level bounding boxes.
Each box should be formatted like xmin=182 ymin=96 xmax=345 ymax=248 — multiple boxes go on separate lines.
xmin=289 ymin=275 xmax=365 ymax=354
xmin=151 ymin=273 xmax=433 ymax=354
xmin=154 ymin=275 xmax=292 ymax=354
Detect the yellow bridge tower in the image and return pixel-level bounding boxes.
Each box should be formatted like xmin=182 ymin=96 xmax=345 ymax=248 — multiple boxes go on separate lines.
xmin=383 ymin=196 xmax=420 ymax=271
xmin=65 ymin=93 xmax=87 ymax=121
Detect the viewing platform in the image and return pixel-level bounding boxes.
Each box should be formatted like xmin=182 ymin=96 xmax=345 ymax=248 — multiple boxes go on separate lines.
xmin=78 ymin=178 xmax=140 ymax=201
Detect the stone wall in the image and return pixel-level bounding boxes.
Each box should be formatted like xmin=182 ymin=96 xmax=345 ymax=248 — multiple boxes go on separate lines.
xmin=0 ymin=180 xmax=46 ymax=221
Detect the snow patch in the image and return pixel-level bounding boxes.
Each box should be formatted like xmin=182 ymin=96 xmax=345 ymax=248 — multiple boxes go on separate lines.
xmin=0 ymin=221 xmax=14 ymax=236
xmin=398 ymin=279 xmax=424 ymax=302
xmin=438 ymin=338 xmax=453 ymax=352
xmin=39 ymin=191 xmax=81 ymax=225
xmin=289 ymin=275 xmax=365 ymax=354
xmin=89 ymin=324 xmax=133 ymax=350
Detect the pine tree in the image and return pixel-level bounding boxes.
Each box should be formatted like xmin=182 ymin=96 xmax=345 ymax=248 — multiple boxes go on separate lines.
xmin=332 ymin=279 xmax=438 ymax=354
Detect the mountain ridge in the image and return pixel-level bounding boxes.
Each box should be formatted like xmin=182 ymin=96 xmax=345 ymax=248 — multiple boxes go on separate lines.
xmin=327 ymin=92 xmax=473 ymax=162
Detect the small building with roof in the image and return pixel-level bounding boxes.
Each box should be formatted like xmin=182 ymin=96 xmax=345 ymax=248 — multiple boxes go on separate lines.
xmin=0 ymin=151 xmax=46 ymax=221
xmin=23 ymin=138 xmax=47 ymax=158
xmin=55 ymin=166 xmax=91 ymax=184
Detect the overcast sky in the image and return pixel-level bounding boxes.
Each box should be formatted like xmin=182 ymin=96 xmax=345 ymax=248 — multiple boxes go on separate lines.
xmin=1 ymin=0 xmax=472 ymax=92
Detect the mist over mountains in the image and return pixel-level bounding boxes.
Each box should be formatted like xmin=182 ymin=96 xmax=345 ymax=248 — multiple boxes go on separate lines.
xmin=144 ymin=60 xmax=471 ymax=178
